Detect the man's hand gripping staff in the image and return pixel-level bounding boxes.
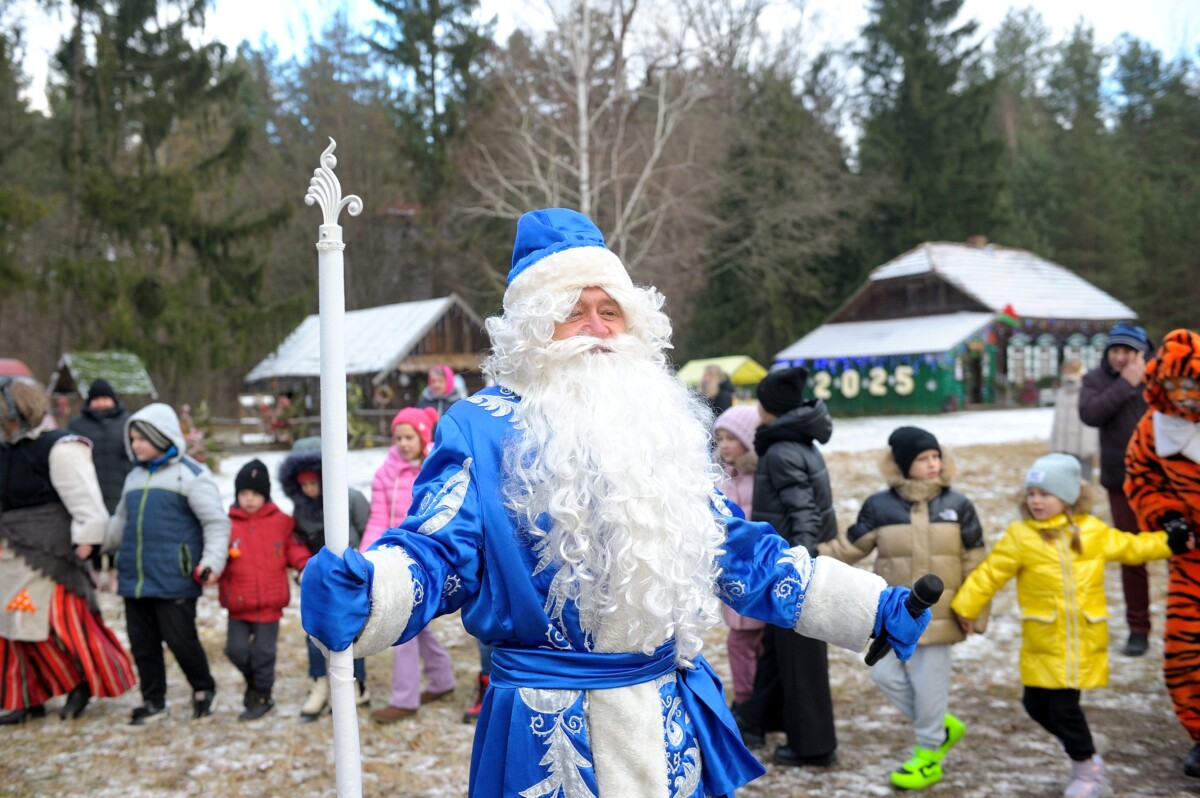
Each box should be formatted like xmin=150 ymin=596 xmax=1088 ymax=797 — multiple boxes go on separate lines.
xmin=867 ymin=574 xmax=943 ymax=666
xmin=302 ymin=547 xmax=374 ymax=653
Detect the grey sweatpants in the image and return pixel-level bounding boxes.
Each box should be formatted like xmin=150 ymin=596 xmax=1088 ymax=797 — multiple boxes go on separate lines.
xmin=870 ymin=642 xmax=953 ymax=750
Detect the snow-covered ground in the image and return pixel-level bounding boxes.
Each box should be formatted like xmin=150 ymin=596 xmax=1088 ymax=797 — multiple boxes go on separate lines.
xmin=21 ymin=404 xmax=1197 ymax=798
xmin=212 ymin=407 xmax=1054 ymax=510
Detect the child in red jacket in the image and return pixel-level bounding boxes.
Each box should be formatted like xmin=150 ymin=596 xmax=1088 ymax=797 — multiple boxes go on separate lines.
xmin=220 ymin=459 xmax=310 ymax=720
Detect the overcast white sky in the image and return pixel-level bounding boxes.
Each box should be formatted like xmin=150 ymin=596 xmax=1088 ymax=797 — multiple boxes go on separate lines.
xmin=12 ymin=0 xmax=1199 ymax=112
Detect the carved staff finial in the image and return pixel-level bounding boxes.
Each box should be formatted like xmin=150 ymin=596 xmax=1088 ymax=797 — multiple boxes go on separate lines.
xmin=305 ymin=138 xmax=363 ymax=235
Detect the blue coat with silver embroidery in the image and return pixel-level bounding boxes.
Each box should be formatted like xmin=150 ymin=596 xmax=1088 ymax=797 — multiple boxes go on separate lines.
xmin=374 ymin=386 xmax=824 ymax=797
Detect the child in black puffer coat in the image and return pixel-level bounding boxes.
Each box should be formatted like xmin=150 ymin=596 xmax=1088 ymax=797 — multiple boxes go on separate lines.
xmin=278 ymin=436 xmax=371 ymax=721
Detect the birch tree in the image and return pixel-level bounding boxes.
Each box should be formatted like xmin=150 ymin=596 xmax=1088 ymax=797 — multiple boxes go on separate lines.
xmin=463 ymin=0 xmax=709 ymax=283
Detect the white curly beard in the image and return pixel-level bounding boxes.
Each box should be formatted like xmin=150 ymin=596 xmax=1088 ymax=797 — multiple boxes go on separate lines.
xmin=500 ymin=332 xmax=728 ymax=664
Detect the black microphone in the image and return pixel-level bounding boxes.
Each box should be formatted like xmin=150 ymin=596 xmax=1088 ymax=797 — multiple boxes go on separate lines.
xmin=864 ymin=574 xmax=944 ymax=666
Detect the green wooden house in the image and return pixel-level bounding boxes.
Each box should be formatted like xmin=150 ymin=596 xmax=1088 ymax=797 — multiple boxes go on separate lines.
xmin=774 ymin=240 xmax=1137 ymax=415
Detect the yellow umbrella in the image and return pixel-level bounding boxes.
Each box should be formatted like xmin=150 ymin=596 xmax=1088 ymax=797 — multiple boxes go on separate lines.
xmin=676 ymin=356 xmax=769 ymax=387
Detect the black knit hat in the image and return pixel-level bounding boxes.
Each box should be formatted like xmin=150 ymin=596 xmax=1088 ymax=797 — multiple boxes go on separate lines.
xmin=888 ymin=426 xmax=941 ymax=477
xmin=86 ymin=378 xmax=117 ymax=405
xmin=235 ymin=458 xmax=271 ymax=501
xmin=756 ymin=367 xmax=809 ymax=417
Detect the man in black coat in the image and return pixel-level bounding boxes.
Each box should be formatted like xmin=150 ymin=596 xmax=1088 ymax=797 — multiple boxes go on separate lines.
xmin=69 ymin=378 xmax=132 ymax=586
xmin=735 ymin=366 xmax=840 ymax=768
xmin=68 ymin=379 xmax=132 ymax=514
xmin=1078 ymin=322 xmax=1152 ymax=656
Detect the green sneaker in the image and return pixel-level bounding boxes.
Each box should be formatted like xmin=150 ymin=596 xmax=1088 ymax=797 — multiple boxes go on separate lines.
xmin=939 ymin=713 xmax=966 ymax=758
xmin=891 ymin=746 xmax=944 ymax=790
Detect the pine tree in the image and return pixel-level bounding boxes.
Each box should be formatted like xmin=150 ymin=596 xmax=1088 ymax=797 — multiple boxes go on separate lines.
xmin=683 ymin=64 xmax=866 ymax=362
xmin=0 ymin=19 xmax=48 ymax=287
xmin=1111 ymin=37 xmax=1200 ymax=338
xmin=368 ymin=0 xmax=495 ymax=297
xmin=32 ymin=0 xmax=290 ymax=390
xmin=857 ymin=0 xmax=1004 ymax=262
xmin=1038 ymin=23 xmax=1140 ymax=288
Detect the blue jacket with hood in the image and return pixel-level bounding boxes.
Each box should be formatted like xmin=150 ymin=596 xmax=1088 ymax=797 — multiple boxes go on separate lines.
xmin=104 ymin=403 xmax=230 ymax=599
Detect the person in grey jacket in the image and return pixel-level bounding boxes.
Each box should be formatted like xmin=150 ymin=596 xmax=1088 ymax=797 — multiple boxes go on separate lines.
xmin=105 ymin=402 xmax=229 ymax=724
xmin=1078 ymin=322 xmax=1152 ymax=656
xmin=735 ymin=367 xmax=839 ymax=768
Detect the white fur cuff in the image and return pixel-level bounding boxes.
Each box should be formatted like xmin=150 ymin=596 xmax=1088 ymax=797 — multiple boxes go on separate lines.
xmin=355 ymin=546 xmax=418 ymax=657
xmin=794 ymin=556 xmax=886 ymax=652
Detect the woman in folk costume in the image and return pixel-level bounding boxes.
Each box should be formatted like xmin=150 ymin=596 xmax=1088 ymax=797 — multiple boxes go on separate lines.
xmin=1124 ymin=328 xmax=1200 ymax=779
xmin=0 ymin=378 xmax=135 ymax=723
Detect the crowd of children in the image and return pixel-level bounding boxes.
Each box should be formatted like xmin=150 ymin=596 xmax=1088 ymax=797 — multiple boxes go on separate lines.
xmin=7 ymin=340 xmax=1200 ymax=796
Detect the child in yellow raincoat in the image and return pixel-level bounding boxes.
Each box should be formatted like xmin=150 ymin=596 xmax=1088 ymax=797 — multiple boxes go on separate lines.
xmin=951 ymin=453 xmax=1191 ymax=798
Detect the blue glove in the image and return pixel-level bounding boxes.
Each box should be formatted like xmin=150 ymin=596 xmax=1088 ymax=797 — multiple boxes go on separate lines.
xmin=300 ymin=547 xmax=373 ymax=652
xmin=873 ymin=585 xmax=932 ymax=662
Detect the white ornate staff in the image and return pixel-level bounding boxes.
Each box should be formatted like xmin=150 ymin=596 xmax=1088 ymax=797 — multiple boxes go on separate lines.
xmin=304 ymin=137 xmax=363 ymax=798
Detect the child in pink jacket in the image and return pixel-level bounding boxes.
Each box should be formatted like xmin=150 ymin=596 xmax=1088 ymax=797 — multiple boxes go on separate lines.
xmin=713 ymin=405 xmax=762 ymax=710
xmin=362 ymin=407 xmax=456 ymax=722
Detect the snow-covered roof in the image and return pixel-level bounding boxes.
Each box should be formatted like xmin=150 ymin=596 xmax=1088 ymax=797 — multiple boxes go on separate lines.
xmin=52 ymin=351 xmax=158 ymax=397
xmin=245 ymin=295 xmax=482 ymax=382
xmin=775 ymin=312 xmax=995 ymax=360
xmin=871 ymin=243 xmax=1136 ymax=320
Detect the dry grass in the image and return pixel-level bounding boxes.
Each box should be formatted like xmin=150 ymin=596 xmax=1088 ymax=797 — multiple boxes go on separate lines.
xmin=2 ymin=439 xmax=1196 ymax=797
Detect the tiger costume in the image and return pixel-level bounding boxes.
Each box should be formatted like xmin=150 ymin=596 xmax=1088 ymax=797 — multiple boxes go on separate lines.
xmin=1124 ymin=328 xmax=1200 ymax=769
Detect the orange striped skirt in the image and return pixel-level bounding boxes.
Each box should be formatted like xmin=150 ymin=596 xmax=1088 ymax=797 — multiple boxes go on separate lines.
xmin=0 ymin=585 xmax=136 ymax=710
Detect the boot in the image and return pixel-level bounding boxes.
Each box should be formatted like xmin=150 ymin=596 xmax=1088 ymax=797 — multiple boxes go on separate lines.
xmin=939 ymin=713 xmax=966 ymax=758
xmin=300 ymin=677 xmax=330 ymax=722
xmin=1063 ymin=754 xmax=1106 ymax=798
xmin=1185 ymin=743 xmax=1200 ymax=778
xmin=192 ymin=688 xmax=216 ymax=719
xmin=239 ymin=689 xmax=274 ymax=722
xmin=420 ymin=687 xmax=454 ymax=705
xmin=1122 ymin=632 xmax=1149 ymax=657
xmin=891 ymin=746 xmax=943 ymax=789
xmin=356 ymin=680 xmax=371 ymax=708
xmin=60 ymin=683 xmax=91 ymax=720
xmin=463 ymin=673 xmax=490 ymax=723
xmin=371 ymin=704 xmax=418 ymax=723
xmin=0 ymin=705 xmax=46 ymax=725
xmin=129 ymin=702 xmax=168 ymax=726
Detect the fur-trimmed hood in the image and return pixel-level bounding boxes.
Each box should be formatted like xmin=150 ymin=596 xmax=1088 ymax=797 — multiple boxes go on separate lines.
xmin=123 ymin=403 xmax=186 ymax=463
xmin=278 ymin=437 xmax=324 ymax=517
xmin=880 ymin=449 xmax=957 ymax=503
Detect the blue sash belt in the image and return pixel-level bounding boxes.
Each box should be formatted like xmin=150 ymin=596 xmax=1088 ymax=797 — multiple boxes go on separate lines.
xmin=491 ymin=643 xmax=765 ymax=796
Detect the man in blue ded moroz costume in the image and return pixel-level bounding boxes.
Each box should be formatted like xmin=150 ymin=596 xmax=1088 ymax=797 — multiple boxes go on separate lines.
xmin=302 ymin=208 xmax=930 ymax=797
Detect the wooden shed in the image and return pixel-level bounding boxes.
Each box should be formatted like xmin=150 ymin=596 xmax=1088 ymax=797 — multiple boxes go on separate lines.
xmin=244 ymin=294 xmax=489 ymax=411
xmin=49 ymin=351 xmax=158 ymax=399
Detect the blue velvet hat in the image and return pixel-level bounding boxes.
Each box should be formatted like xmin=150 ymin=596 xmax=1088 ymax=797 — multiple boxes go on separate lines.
xmin=504 ymin=208 xmax=633 ymax=309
